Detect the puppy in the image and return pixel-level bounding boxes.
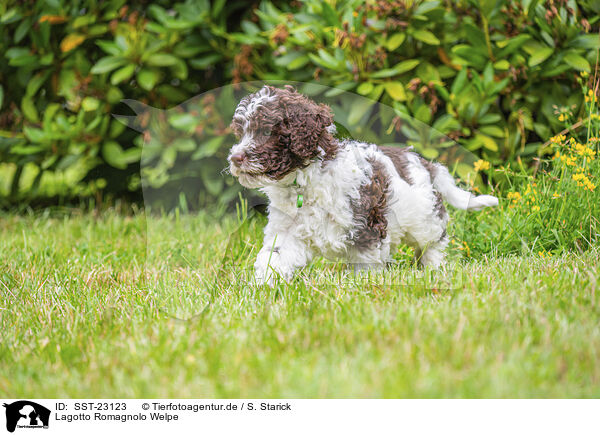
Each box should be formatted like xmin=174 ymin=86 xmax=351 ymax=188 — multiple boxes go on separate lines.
xmin=228 ymin=85 xmax=498 ymax=284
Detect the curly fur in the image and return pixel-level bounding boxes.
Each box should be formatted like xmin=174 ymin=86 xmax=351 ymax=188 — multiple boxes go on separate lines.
xmin=228 ymin=85 xmax=499 ymax=284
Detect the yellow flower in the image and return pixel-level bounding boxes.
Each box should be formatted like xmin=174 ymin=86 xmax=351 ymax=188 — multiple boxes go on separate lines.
xmin=585 ymin=180 xmax=596 ymax=191
xmin=581 ymin=71 xmax=589 ymax=78
xmin=473 ymin=159 xmax=491 ymax=171
xmin=507 ymin=191 xmax=522 ymax=207
xmin=462 ymin=241 xmax=470 ymax=257
xmin=552 ymin=192 xmax=560 ymax=198
xmin=565 ymin=156 xmax=576 ymax=166
xmin=558 ymin=113 xmax=566 ymax=121
xmin=550 ymin=134 xmax=566 ymax=144
xmin=585 ymin=89 xmax=597 ymax=103
xmin=532 ymin=205 xmax=540 ymax=212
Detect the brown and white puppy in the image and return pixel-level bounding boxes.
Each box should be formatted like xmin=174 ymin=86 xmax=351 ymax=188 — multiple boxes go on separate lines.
xmin=228 ymin=85 xmax=498 ymax=284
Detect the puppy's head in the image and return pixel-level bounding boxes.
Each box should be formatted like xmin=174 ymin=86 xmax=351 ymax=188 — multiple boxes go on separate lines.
xmin=228 ymin=85 xmax=336 ymax=188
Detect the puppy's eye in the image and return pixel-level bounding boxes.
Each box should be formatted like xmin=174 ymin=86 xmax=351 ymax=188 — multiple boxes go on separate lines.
xmin=257 ymin=127 xmax=271 ymax=137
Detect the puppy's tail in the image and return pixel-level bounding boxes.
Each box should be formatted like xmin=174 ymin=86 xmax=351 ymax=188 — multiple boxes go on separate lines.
xmin=432 ymin=164 xmax=498 ymax=211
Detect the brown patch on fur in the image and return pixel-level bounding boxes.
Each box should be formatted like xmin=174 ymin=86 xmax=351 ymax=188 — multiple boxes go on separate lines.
xmin=439 ymin=228 xmax=447 ymax=242
xmin=379 ymin=146 xmax=413 ymax=184
xmin=418 ymin=155 xmax=437 ymax=180
xmin=230 ymin=86 xmax=339 ymax=180
xmin=350 ymin=158 xmax=390 ymax=250
xmin=433 ymin=191 xmax=447 ymax=220
xmin=418 ymin=156 xmax=447 ymax=220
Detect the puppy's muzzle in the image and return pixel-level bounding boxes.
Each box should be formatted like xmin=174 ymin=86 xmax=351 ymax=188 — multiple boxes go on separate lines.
xmin=229 ymin=151 xmax=247 ymax=167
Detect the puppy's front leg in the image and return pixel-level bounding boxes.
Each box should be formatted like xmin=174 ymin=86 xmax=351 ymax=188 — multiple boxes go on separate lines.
xmin=254 ymin=232 xmax=311 ymax=286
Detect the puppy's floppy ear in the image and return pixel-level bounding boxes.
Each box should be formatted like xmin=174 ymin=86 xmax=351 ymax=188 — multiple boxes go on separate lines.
xmin=281 ymin=93 xmax=336 ymax=160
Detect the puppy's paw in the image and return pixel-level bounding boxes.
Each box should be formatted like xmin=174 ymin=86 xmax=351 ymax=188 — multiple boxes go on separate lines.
xmin=254 ymin=251 xmax=295 ymax=287
xmin=254 ymin=266 xmax=275 ymax=287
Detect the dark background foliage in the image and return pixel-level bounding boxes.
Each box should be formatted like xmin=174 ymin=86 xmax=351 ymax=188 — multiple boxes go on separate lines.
xmin=0 ymin=0 xmax=598 ymax=208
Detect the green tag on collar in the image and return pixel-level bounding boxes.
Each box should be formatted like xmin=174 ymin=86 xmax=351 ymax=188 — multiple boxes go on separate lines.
xmin=296 ymin=194 xmax=303 ymax=208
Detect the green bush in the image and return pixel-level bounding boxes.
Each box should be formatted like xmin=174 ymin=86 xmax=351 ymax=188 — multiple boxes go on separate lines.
xmin=0 ymin=0 xmax=245 ymax=205
xmin=0 ymin=0 xmax=599 ymax=206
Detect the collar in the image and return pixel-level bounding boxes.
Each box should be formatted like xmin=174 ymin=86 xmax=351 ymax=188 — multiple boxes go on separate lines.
xmin=292 ymin=178 xmax=303 ymax=208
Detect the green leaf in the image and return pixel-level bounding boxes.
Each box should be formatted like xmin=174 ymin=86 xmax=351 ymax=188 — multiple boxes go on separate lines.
xmin=91 ymin=56 xmax=128 ymax=74
xmin=0 ymin=85 xmax=4 ymax=110
xmin=475 ymin=133 xmax=498 ymax=151
xmin=393 ymin=59 xmax=420 ymax=74
xmin=96 ymin=40 xmax=122 ymax=56
xmin=162 ymin=147 xmax=177 ymax=166
xmin=479 ymin=125 xmax=505 ymax=138
xmin=192 ymin=137 xmax=224 ymax=159
xmin=81 ymin=97 xmax=100 ymax=112
xmin=102 ymin=141 xmax=127 ymax=169
xmin=287 ymin=55 xmax=310 ymax=70
xmin=422 ymin=148 xmax=439 ymax=159
xmin=479 ymin=113 xmax=501 ymax=124
xmin=321 ymin=2 xmax=339 ymax=26
xmin=170 ymin=58 xmax=188 ymax=80
xmin=451 ymin=68 xmax=468 ymax=95
xmin=111 ymin=63 xmax=136 ymax=85
xmin=414 ymin=104 xmax=432 ymax=124
xmin=370 ymin=68 xmax=399 ymax=79
xmin=169 ymin=113 xmax=197 ymax=133
xmin=189 ymin=54 xmax=222 ymax=69
xmin=137 ymin=69 xmax=160 ymax=91
xmin=569 ymin=34 xmax=600 ymax=50
xmin=308 ymin=50 xmax=340 ymax=70
xmin=370 ymin=60 xmax=419 ymax=79
xmin=26 ymin=72 xmax=49 ymax=97
xmin=384 ymin=82 xmax=406 ymax=101
xmin=146 ymin=53 xmax=179 ymax=67
xmin=528 ymin=47 xmax=553 ymax=67
xmin=318 ymin=49 xmax=341 ymax=68
xmin=23 ymin=126 xmax=46 ymax=142
xmin=21 ymin=97 xmax=39 ymax=122
xmin=241 ymin=20 xmax=260 ymax=36
xmin=412 ymin=29 xmax=440 ymax=45
xmin=482 ymin=62 xmax=494 ymax=87
xmin=563 ymin=52 xmax=590 ymax=72
xmin=493 ymin=60 xmax=510 ymax=70
xmin=211 ymin=0 xmax=227 ymax=18
xmin=14 ymin=17 xmax=31 ymax=43
xmin=173 ymin=138 xmax=196 ymax=152
xmin=11 ymin=144 xmax=44 ymax=155
xmin=386 ymin=33 xmax=406 ymax=51
xmin=356 ymin=82 xmax=374 ymax=95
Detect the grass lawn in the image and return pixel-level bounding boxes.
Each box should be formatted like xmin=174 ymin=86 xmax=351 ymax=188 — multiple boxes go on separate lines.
xmin=1 ymin=210 xmax=599 ymax=398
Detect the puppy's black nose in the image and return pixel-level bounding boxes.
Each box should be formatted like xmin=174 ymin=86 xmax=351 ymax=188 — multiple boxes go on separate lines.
xmin=230 ymin=152 xmax=246 ymax=166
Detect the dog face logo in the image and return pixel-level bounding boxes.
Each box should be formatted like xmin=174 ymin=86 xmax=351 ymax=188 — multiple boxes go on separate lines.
xmin=3 ymin=401 xmax=50 ymax=432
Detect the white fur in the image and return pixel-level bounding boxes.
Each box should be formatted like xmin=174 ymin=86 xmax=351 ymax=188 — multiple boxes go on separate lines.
xmin=432 ymin=163 xmax=499 ymax=211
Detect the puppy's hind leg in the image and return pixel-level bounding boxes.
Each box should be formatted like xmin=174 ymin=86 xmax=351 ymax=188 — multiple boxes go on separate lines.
xmin=348 ymin=241 xmax=390 ymax=273
xmin=419 ymin=233 xmax=449 ymax=269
